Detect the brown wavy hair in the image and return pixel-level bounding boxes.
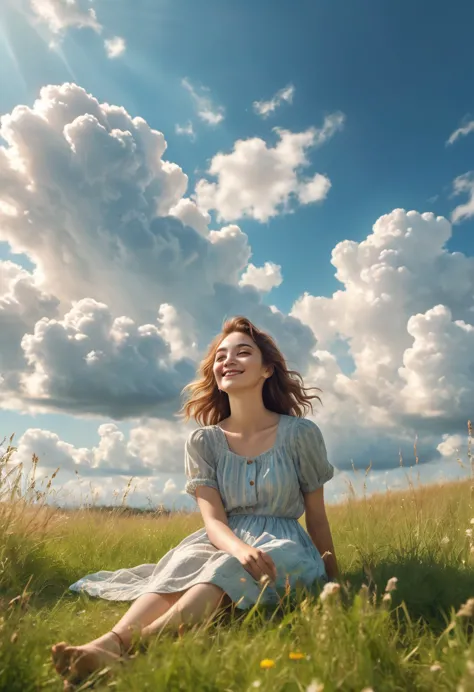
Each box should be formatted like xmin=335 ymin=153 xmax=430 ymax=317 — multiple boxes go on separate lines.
xmin=177 ymin=316 xmax=322 ymax=426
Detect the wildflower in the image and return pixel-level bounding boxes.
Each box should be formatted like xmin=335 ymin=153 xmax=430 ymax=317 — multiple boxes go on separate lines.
xmin=260 ymin=658 xmax=276 ymax=669
xmin=430 ymin=663 xmax=442 ymax=672
xmin=470 ymin=518 xmax=474 ymax=525
xmin=360 ymin=688 xmax=374 ymax=692
xmin=306 ymin=680 xmax=324 ymax=692
xmin=466 ymin=529 xmax=473 ymax=538
xmin=385 ymin=576 xmax=398 ymax=592
xmin=251 ymin=681 xmax=262 ymax=688
xmin=382 ymin=593 xmax=392 ymax=604
xmin=289 ymin=651 xmax=306 ymax=660
xmin=319 ymin=581 xmax=340 ymax=602
xmin=440 ymin=536 xmax=450 ymax=545
xmin=456 ymin=598 xmax=474 ymax=618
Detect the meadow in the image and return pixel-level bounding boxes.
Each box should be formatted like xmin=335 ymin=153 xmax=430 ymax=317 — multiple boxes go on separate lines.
xmin=1 ymin=428 xmax=473 ymax=692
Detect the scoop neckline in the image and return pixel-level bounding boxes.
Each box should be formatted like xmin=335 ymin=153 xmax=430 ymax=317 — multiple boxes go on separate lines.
xmin=213 ymin=414 xmax=286 ymax=460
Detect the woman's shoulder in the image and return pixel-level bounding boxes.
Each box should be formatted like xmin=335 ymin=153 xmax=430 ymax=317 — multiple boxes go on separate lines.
xmin=186 ymin=424 xmax=219 ymax=450
xmin=293 ymin=416 xmax=322 ymax=432
xmin=284 ymin=415 xmax=324 ymax=446
xmin=284 ymin=414 xmax=321 ymax=429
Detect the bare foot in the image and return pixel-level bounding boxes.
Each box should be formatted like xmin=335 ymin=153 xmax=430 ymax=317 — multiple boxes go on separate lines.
xmin=51 ymin=631 xmax=126 ymax=686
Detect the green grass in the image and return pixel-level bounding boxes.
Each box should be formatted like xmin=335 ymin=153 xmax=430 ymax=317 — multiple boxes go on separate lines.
xmin=1 ymin=433 xmax=474 ymax=691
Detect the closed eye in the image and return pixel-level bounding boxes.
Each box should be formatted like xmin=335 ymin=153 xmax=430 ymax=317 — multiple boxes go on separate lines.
xmin=216 ymin=351 xmax=251 ymax=362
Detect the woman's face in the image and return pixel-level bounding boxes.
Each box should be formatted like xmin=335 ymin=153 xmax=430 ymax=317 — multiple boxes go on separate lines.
xmin=213 ymin=332 xmax=270 ymax=394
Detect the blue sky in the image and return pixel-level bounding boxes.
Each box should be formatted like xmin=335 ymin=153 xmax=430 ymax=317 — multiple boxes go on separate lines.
xmin=0 ymin=0 xmax=473 ymax=508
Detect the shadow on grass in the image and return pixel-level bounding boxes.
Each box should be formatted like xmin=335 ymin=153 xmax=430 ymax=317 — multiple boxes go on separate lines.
xmin=217 ymin=557 xmax=474 ymax=636
xmin=343 ymin=556 xmax=474 ymax=634
xmin=0 ymin=532 xmax=79 ymax=608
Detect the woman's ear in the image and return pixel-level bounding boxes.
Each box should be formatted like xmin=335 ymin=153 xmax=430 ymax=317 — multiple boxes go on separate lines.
xmin=265 ymin=364 xmax=275 ymax=379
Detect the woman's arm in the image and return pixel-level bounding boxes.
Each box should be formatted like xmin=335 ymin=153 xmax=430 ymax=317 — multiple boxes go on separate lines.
xmin=306 ymin=517 xmax=339 ymax=581
xmin=304 ymin=486 xmax=340 ymax=581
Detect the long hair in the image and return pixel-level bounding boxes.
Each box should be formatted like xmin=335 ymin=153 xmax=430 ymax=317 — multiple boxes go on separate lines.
xmin=177 ymin=316 xmax=322 ymax=426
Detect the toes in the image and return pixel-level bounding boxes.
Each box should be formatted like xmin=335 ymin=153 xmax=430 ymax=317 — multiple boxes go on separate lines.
xmin=51 ymin=643 xmax=69 ymax=675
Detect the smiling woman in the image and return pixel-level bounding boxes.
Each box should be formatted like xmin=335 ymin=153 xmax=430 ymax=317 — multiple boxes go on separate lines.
xmin=52 ymin=315 xmax=338 ymax=688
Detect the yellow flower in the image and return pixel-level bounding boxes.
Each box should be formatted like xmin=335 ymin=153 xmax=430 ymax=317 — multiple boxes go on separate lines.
xmin=260 ymin=658 xmax=276 ymax=669
xmin=289 ymin=651 xmax=306 ymax=660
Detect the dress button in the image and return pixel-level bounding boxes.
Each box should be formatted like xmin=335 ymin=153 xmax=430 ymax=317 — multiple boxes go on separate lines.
xmin=249 ymin=480 xmax=255 ymax=485
xmin=247 ymin=459 xmax=253 ymax=464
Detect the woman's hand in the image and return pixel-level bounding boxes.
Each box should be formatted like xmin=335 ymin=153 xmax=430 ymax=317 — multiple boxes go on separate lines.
xmin=235 ymin=545 xmax=277 ymax=584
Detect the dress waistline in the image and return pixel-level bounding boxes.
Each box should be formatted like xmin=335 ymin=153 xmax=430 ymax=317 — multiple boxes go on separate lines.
xmin=227 ymin=513 xmax=300 ymax=521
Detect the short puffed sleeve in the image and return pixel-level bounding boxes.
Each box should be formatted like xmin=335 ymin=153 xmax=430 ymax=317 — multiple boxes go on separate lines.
xmin=184 ymin=428 xmax=219 ymax=499
xmin=293 ymin=418 xmax=334 ymax=493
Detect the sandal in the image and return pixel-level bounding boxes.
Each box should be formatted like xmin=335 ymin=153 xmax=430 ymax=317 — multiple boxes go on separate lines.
xmin=110 ymin=630 xmax=129 ymax=659
xmin=110 ymin=629 xmax=148 ymax=658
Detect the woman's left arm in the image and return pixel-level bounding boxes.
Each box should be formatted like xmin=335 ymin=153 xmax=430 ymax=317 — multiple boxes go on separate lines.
xmin=304 ymin=486 xmax=340 ymax=581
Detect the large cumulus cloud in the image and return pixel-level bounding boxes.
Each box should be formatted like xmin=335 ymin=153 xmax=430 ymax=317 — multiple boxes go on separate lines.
xmin=291 ymin=208 xmax=474 ymax=469
xmin=0 ymin=83 xmax=320 ymax=419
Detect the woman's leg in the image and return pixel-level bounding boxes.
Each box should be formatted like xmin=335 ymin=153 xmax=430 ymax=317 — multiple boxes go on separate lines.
xmin=51 ymin=590 xmax=184 ymax=684
xmin=141 ymin=582 xmax=233 ymax=639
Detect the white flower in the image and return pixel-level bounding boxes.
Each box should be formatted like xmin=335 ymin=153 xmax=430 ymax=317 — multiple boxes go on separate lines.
xmin=385 ymin=576 xmax=398 ymax=592
xmin=319 ymin=581 xmax=341 ymax=602
xmin=306 ymin=681 xmax=324 ymax=692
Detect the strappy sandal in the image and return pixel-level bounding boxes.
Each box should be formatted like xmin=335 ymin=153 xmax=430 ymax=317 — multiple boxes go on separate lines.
xmin=110 ymin=629 xmax=149 ymax=658
xmin=110 ymin=630 xmax=130 ymax=659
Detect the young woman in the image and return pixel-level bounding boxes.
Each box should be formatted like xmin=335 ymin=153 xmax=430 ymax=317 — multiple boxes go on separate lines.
xmin=51 ymin=316 xmax=338 ymax=688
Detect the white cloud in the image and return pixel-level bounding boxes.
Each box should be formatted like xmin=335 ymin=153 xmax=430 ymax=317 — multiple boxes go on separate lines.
xmin=18 ymin=298 xmax=196 ymax=419
xmin=175 ymin=121 xmax=196 ymax=140
xmin=291 ymin=209 xmax=474 ymax=450
xmin=11 ymin=420 xmax=193 ymax=509
xmin=253 ymin=84 xmax=295 ymax=118
xmin=0 ymin=260 xmax=59 ymax=390
xmin=451 ymin=172 xmax=474 ymax=223
xmin=17 ymin=0 xmax=126 ymax=58
xmin=297 ymin=173 xmax=332 ymax=204
xmin=239 ymin=262 xmax=283 ymax=292
xmin=104 ymin=36 xmax=126 ymax=59
xmin=195 ymin=113 xmax=344 ymax=222
xmin=437 ymin=433 xmax=469 ymax=459
xmin=446 ymin=119 xmax=474 ymax=146
xmin=181 ymin=78 xmax=225 ymax=126
xmin=28 ymin=0 xmax=102 ymax=34
xmin=169 ymin=198 xmax=210 ymax=236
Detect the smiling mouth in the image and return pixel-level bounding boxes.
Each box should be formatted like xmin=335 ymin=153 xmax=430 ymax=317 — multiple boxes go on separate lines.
xmin=223 ymin=371 xmax=243 ymax=377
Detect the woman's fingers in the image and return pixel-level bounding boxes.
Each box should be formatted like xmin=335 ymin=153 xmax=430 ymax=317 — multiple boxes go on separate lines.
xmin=256 ymin=555 xmax=276 ymax=583
xmin=260 ymin=552 xmax=277 ymax=580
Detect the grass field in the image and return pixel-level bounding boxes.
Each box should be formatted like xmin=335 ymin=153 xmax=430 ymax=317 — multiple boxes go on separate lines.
xmin=1 ymin=431 xmax=474 ymax=692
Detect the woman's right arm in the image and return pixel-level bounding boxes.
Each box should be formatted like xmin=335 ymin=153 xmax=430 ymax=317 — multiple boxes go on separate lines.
xmin=196 ymin=485 xmax=248 ymax=555
xmin=196 ymin=486 xmax=277 ymax=583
